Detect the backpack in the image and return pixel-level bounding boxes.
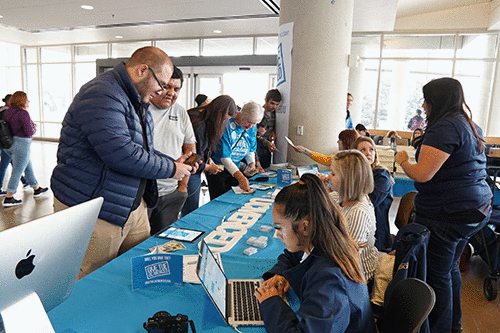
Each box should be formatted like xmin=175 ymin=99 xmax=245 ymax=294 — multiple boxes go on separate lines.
xmin=0 ymin=119 xmax=13 ymax=149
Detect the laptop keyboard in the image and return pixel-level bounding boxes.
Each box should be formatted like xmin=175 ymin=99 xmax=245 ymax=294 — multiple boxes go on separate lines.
xmin=233 ymin=280 xmax=262 ymax=322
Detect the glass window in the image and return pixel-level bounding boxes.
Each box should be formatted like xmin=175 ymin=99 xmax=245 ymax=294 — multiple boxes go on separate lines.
xmin=0 ymin=42 xmax=21 ymax=66
xmin=75 ymin=63 xmax=98 ymax=93
xmin=0 ymin=67 xmax=22 ymax=97
xmin=454 ymin=60 xmax=495 ymax=124
xmin=75 ymin=44 xmax=108 ymax=62
xmin=41 ymin=64 xmax=72 ymax=122
xmin=25 ymin=65 xmax=40 ymax=122
xmin=359 ymin=59 xmax=379 ymax=129
xmin=197 ymin=76 xmax=221 ymax=100
xmin=24 ymin=48 xmax=38 ymax=64
xmin=156 ymin=39 xmax=200 ymax=57
xmin=255 ymin=36 xmax=279 ymax=55
xmin=111 ymin=41 xmax=152 ymax=58
xmin=456 ymin=34 xmax=498 ymax=59
xmin=42 ymin=122 xmax=63 ymax=140
xmin=382 ymin=35 xmax=455 ymax=58
xmin=202 ymin=37 xmax=253 ymax=56
xmin=40 ymin=46 xmax=71 ymax=63
xmin=351 ymin=36 xmax=381 ymax=58
xmin=223 ymin=72 xmax=268 ymax=107
xmin=377 ymin=59 xmax=452 ymax=129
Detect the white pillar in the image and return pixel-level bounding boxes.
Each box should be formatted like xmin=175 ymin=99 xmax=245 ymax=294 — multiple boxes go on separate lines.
xmin=348 ymin=43 xmax=367 ymax=128
xmin=279 ymin=0 xmax=354 ymax=169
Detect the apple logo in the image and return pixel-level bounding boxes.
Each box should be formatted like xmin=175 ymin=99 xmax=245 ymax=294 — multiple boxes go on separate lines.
xmin=15 ymin=249 xmax=36 ymax=279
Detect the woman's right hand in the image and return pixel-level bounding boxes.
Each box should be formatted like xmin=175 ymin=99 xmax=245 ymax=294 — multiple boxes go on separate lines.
xmin=262 ymin=274 xmax=290 ymax=298
xmin=234 ymin=171 xmax=251 ymax=192
xmin=293 ymin=145 xmax=312 ymax=157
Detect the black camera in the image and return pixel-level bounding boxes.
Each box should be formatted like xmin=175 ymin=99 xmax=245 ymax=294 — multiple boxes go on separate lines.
xmin=143 ymin=311 xmax=196 ymax=333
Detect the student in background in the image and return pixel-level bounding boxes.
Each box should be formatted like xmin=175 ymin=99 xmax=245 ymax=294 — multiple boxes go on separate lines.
xmin=355 ymin=123 xmax=368 ymax=136
xmin=255 ymin=173 xmax=376 ymax=333
xmin=354 ymin=136 xmax=394 ymax=251
xmin=194 ymin=94 xmax=208 ymax=107
xmin=256 ymin=89 xmax=281 ymax=169
xmin=2 ymin=91 xmax=48 ymax=206
xmin=328 ymin=150 xmax=379 ymax=283
xmin=346 ymin=93 xmax=354 ymax=129
xmin=207 ymin=101 xmax=264 ymax=199
xmin=181 ymin=95 xmax=237 ymax=217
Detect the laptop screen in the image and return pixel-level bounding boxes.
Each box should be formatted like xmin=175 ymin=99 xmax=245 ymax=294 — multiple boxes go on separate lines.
xmin=196 ymin=240 xmax=228 ymax=320
xmin=297 ymin=164 xmax=319 ymax=178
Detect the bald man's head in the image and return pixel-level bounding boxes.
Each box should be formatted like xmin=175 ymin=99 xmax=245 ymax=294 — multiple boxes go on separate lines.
xmin=125 ymin=46 xmax=174 ymax=103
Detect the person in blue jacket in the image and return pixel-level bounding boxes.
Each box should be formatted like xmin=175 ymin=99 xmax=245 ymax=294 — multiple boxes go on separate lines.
xmin=354 ymin=136 xmax=394 ymax=251
xmin=51 ymin=46 xmax=193 ymax=279
xmin=255 ymin=173 xmax=376 ymax=333
xmin=395 ymin=78 xmax=492 ymax=333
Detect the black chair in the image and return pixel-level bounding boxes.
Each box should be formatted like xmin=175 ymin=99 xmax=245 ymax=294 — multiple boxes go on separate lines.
xmin=377 ymin=278 xmax=435 ymax=333
xmin=395 ymin=191 xmax=417 ymax=230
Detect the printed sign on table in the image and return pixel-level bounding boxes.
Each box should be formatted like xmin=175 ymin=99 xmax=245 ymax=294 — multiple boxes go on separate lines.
xmin=131 ymin=253 xmax=183 ymax=290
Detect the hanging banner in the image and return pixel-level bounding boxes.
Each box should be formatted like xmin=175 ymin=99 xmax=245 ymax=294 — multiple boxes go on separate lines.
xmin=274 ymin=22 xmax=294 ymax=163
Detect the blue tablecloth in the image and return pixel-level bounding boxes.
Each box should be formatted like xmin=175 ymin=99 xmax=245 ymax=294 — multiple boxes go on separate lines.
xmin=48 ymin=180 xmax=286 ymax=333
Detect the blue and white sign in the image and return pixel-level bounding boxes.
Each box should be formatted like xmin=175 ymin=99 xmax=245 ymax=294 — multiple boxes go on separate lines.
xmin=131 ymin=253 xmax=183 ymax=290
xmin=275 ymin=22 xmax=294 ymax=163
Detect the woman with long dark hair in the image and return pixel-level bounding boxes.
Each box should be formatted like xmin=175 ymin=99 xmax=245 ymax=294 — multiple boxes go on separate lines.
xmin=395 ymin=78 xmax=492 ymax=333
xmin=255 ymin=173 xmax=375 ymax=332
xmin=180 ymin=95 xmax=237 ymax=216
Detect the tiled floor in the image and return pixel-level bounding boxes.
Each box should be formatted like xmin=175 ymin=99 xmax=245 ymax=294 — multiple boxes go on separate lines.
xmin=1 ymin=141 xmax=500 ymax=332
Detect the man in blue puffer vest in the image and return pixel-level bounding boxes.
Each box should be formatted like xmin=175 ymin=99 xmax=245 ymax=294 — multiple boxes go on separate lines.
xmin=51 ymin=46 xmax=193 ymax=279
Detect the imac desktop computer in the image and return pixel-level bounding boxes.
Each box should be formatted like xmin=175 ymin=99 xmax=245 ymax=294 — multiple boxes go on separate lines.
xmin=0 ymin=197 xmax=103 ymax=333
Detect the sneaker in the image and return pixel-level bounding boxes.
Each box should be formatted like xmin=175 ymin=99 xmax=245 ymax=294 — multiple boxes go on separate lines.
xmin=3 ymin=197 xmax=22 ymax=207
xmin=33 ymin=187 xmax=49 ymax=197
xmin=0 ymin=190 xmax=6 ymax=197
xmin=23 ymin=183 xmax=29 ymax=189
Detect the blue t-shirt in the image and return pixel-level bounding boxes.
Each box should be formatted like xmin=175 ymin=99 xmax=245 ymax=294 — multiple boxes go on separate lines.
xmin=414 ymin=114 xmax=491 ymax=221
xmin=212 ymin=118 xmax=257 ymax=169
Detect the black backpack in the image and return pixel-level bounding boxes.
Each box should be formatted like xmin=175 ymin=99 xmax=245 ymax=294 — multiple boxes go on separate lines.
xmin=0 ymin=119 xmax=13 ymax=149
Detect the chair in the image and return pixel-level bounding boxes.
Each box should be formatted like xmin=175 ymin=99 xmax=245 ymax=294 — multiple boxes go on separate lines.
xmin=377 ymin=278 xmax=435 ymax=333
xmin=395 ymin=191 xmax=417 ymax=230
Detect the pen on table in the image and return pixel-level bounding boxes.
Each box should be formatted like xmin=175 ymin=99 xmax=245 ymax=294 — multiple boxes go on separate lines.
xmin=228 ymin=207 xmax=239 ymax=213
xmin=187 ymin=261 xmax=197 ymax=265
xmin=222 ymin=215 xmax=226 ymax=223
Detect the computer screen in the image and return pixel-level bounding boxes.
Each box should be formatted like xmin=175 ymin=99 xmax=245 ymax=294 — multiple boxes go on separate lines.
xmin=0 ymin=197 xmax=103 ymax=332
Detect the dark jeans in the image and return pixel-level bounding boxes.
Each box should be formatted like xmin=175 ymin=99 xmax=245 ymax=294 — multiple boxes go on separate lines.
xmin=148 ymin=189 xmax=188 ymax=236
xmin=416 ymin=213 xmax=490 ymax=332
xmin=180 ymin=172 xmax=201 ymax=218
xmin=257 ymin=145 xmax=272 ymax=169
xmin=206 ymin=170 xmax=239 ymax=200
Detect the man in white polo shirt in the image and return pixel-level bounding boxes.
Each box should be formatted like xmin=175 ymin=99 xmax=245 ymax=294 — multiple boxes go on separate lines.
xmin=149 ymin=66 xmax=196 ymax=235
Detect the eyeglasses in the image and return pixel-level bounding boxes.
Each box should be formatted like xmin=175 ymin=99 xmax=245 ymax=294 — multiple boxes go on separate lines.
xmin=148 ymin=67 xmax=165 ymax=91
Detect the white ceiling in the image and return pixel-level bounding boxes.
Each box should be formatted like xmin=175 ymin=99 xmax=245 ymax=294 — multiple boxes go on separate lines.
xmin=0 ymin=0 xmax=495 ymax=46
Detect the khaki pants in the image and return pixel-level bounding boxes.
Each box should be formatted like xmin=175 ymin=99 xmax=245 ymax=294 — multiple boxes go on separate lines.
xmin=54 ymin=197 xmax=151 ymax=280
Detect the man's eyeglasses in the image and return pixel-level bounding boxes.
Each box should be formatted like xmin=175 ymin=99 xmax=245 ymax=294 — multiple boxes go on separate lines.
xmin=148 ymin=67 xmax=165 ymax=91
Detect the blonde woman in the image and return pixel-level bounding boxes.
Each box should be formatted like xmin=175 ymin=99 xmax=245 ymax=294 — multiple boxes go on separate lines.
xmin=353 ymin=136 xmax=394 ymax=251
xmin=328 ymin=150 xmax=378 ymax=282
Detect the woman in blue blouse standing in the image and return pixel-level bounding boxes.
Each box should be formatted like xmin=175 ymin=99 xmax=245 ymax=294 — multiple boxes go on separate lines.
xmin=395 ymin=78 xmax=492 ymax=333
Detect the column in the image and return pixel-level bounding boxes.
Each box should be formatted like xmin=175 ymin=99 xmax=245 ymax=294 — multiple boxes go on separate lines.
xmin=278 ymin=0 xmax=354 ymax=169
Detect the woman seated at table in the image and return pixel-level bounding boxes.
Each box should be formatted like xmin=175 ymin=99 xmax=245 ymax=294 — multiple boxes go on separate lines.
xmin=255 ymin=173 xmax=376 ymax=333
xmin=353 ymin=136 xmax=394 ymax=251
xmin=385 ymin=130 xmax=401 ymax=139
xmin=328 ymin=150 xmax=379 ymax=282
xmin=207 ymin=101 xmax=264 ymax=199
xmin=292 ymin=129 xmax=359 ymax=166
xmin=181 ymin=95 xmax=238 ymax=217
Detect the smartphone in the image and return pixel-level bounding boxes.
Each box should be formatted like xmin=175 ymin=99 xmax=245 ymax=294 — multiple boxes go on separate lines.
xmin=184 ymin=154 xmax=202 ymax=166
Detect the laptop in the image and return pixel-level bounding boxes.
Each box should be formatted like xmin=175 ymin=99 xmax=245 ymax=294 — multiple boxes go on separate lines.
xmin=296 ymin=164 xmax=319 ymax=178
xmin=196 ymin=240 xmax=264 ymax=326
